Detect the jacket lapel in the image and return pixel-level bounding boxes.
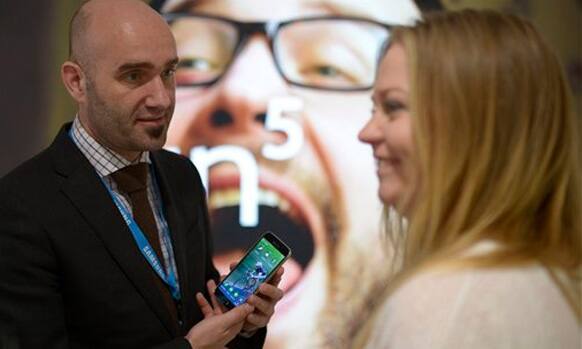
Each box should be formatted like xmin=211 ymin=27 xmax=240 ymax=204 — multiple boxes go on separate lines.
xmin=51 ymin=125 xmax=179 ymax=336
xmin=150 ymin=152 xmax=191 ymax=314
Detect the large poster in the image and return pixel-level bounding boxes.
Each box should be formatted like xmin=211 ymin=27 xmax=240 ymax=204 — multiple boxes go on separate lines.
xmin=154 ymin=0 xmax=421 ymax=347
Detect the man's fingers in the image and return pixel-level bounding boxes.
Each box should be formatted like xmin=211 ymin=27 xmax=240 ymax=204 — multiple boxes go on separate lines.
xmin=257 ymin=283 xmax=284 ymax=303
xmin=206 ymin=280 xmax=223 ymax=313
xmin=196 ymin=292 xmax=214 ymax=319
xmin=245 ymin=312 xmax=268 ymax=328
xmin=207 ymin=279 xmax=218 ymax=294
xmin=207 ymin=279 xmax=230 ymax=314
xmin=220 ymin=304 xmax=255 ymax=329
xmin=247 ymin=294 xmax=274 ymax=317
xmin=267 ymin=267 xmax=284 ymax=287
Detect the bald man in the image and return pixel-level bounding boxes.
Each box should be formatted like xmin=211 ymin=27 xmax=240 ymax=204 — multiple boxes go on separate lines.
xmin=0 ymin=1 xmax=282 ymax=348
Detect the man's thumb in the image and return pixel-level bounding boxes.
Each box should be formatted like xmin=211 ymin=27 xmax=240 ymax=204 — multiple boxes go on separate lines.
xmin=221 ymin=304 xmax=254 ymax=327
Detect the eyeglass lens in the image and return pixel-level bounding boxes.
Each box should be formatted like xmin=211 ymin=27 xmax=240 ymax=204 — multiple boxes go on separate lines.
xmin=169 ymin=16 xmax=390 ymax=90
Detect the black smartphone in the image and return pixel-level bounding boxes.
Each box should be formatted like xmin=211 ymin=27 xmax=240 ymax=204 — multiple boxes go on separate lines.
xmin=214 ymin=231 xmax=291 ymax=309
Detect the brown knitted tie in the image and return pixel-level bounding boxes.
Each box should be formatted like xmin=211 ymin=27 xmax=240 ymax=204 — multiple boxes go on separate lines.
xmin=111 ymin=163 xmax=179 ymax=325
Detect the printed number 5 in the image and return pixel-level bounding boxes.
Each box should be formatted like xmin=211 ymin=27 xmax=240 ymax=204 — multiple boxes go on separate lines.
xmin=261 ymin=96 xmax=304 ymax=161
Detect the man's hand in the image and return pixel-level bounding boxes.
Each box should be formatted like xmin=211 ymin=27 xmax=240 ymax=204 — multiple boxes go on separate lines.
xmin=238 ymin=265 xmax=285 ymax=334
xmin=185 ymin=280 xmax=254 ymax=349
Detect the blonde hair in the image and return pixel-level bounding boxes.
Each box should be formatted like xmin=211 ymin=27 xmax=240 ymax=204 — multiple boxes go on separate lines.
xmin=354 ymin=8 xmax=581 ymax=348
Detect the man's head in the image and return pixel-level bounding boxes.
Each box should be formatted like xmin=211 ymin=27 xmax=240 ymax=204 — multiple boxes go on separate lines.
xmin=62 ymin=0 xmax=179 ymax=160
xmin=156 ymin=0 xmax=421 ymax=346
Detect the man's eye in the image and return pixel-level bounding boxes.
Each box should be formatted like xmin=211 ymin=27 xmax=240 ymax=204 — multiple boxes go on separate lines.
xmin=314 ymin=65 xmax=341 ymax=77
xmin=175 ymin=57 xmax=224 ymax=86
xmin=124 ymin=71 xmax=142 ymax=83
xmin=298 ymin=64 xmax=358 ymax=88
xmin=162 ymin=68 xmax=176 ymax=79
xmin=178 ymin=58 xmax=216 ymax=72
xmin=306 ymin=65 xmax=353 ymax=80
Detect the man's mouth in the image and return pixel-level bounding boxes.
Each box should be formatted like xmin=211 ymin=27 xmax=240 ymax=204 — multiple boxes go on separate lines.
xmin=136 ymin=116 xmax=166 ymax=126
xmin=208 ymin=168 xmax=318 ymax=264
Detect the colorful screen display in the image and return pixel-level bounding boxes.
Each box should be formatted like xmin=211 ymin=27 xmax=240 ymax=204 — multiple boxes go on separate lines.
xmin=217 ymin=237 xmax=286 ymax=307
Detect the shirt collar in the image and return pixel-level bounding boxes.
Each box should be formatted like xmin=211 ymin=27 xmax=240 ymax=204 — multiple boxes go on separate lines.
xmin=70 ymin=116 xmax=151 ymax=178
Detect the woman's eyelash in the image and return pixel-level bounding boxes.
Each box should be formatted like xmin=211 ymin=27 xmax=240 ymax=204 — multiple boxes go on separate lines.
xmin=382 ymin=100 xmax=405 ymax=113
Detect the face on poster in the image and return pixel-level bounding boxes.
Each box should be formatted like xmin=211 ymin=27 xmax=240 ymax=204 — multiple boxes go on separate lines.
xmin=158 ymin=0 xmax=420 ymax=345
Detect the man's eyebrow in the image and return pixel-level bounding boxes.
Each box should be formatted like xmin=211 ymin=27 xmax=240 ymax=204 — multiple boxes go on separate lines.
xmin=117 ymin=62 xmax=155 ymax=72
xmin=116 ymin=58 xmax=179 ymax=72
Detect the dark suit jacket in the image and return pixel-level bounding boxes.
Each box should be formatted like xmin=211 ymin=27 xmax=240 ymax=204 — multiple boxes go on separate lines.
xmin=0 ymin=124 xmax=265 ymax=349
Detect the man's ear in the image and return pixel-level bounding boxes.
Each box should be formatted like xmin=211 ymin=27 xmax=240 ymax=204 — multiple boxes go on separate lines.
xmin=61 ymin=60 xmax=88 ymax=103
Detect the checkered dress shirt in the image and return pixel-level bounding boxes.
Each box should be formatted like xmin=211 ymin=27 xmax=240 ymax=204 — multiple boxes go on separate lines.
xmin=70 ymin=117 xmax=179 ymax=284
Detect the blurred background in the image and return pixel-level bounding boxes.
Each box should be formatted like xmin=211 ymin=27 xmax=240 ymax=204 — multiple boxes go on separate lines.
xmin=0 ymin=0 xmax=580 ymax=347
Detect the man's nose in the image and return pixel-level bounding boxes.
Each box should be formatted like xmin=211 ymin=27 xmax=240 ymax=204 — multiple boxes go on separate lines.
xmin=218 ymin=36 xmax=288 ymax=105
xmin=193 ymin=37 xmax=289 ymax=153
xmin=145 ymin=76 xmax=173 ymax=111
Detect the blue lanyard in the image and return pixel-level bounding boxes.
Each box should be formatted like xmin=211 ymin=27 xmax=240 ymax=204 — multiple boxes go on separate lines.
xmin=102 ymin=175 xmax=181 ymax=301
xmin=68 ymin=127 xmax=180 ymax=300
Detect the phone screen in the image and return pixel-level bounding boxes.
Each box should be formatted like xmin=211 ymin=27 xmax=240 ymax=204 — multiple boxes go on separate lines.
xmin=216 ymin=233 xmax=289 ymax=308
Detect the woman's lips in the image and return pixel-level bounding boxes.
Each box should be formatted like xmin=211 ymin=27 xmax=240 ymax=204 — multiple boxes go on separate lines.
xmin=376 ymin=157 xmax=402 ymax=175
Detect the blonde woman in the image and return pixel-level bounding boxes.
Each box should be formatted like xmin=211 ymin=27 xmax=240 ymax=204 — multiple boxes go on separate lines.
xmin=357 ymin=9 xmax=581 ymax=348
